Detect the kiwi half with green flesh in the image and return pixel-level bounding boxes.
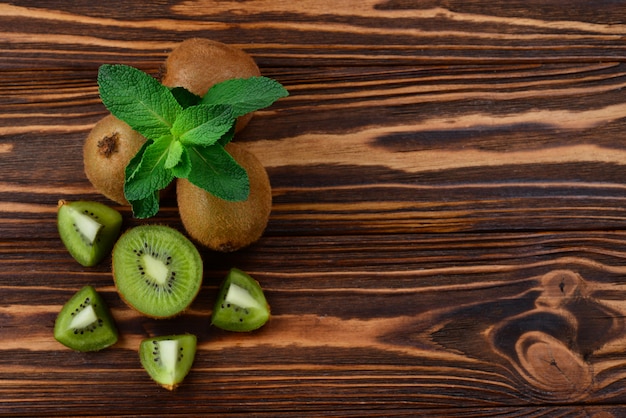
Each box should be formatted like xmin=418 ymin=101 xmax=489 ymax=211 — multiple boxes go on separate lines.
xmin=139 ymin=334 xmax=197 ymax=390
xmin=177 ymin=143 xmax=272 ymax=252
xmin=161 ymin=38 xmax=261 ymax=132
xmin=83 ymin=114 xmax=147 ymax=205
xmin=54 ymin=285 xmax=118 ymax=352
xmin=112 ymin=225 xmax=203 ymax=318
xmin=211 ymin=268 xmax=270 ymax=332
xmin=57 ymin=200 xmax=123 ymax=267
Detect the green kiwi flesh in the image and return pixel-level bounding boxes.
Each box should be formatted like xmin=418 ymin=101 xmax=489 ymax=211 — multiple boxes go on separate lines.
xmin=211 ymin=268 xmax=270 ymax=332
xmin=112 ymin=225 xmax=203 ymax=318
xmin=57 ymin=200 xmax=123 ymax=267
xmin=139 ymin=334 xmax=197 ymax=390
xmin=54 ymin=285 xmax=119 ymax=352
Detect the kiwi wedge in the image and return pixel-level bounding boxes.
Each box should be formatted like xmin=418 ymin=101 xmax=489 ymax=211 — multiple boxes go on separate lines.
xmin=57 ymin=200 xmax=123 ymax=267
xmin=54 ymin=285 xmax=118 ymax=352
xmin=139 ymin=334 xmax=197 ymax=390
xmin=211 ymin=268 xmax=270 ymax=332
xmin=112 ymin=225 xmax=203 ymax=318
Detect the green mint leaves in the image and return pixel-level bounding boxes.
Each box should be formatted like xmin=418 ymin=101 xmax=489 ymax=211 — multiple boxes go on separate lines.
xmin=98 ymin=65 xmax=179 ymax=139
xmin=97 ymin=64 xmax=288 ymax=218
xmin=201 ymin=77 xmax=290 ymax=118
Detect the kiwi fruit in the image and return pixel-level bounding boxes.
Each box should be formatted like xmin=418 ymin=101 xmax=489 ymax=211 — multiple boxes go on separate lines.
xmin=112 ymin=225 xmax=203 ymax=318
xmin=176 ymin=143 xmax=272 ymax=252
xmin=139 ymin=334 xmax=197 ymax=390
xmin=211 ymin=268 xmax=270 ymax=332
xmin=57 ymin=200 xmax=123 ymax=267
xmin=83 ymin=114 xmax=147 ymax=205
xmin=161 ymin=38 xmax=261 ymax=132
xmin=54 ymin=285 xmax=119 ymax=352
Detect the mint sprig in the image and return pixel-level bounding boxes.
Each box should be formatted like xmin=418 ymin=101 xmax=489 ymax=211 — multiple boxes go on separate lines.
xmin=97 ymin=64 xmax=288 ymax=218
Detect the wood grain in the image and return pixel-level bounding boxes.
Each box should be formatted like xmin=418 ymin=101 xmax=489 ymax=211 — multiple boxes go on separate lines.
xmin=2 ymin=1 xmax=626 ymax=416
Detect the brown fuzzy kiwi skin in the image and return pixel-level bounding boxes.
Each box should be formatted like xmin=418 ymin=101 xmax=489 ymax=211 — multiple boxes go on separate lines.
xmin=176 ymin=143 xmax=272 ymax=252
xmin=161 ymin=38 xmax=261 ymax=132
xmin=83 ymin=114 xmax=147 ymax=205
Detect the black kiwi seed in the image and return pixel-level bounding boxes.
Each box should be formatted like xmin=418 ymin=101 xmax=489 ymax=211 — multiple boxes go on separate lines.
xmin=72 ymin=304 xmax=103 ymax=334
xmin=130 ymin=244 xmax=177 ymax=295
xmin=72 ymin=211 xmax=102 ymax=246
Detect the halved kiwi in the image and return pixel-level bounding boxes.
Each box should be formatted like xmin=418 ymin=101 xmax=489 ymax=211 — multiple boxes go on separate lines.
xmin=112 ymin=225 xmax=203 ymax=318
xmin=139 ymin=334 xmax=197 ymax=390
xmin=57 ymin=200 xmax=123 ymax=267
xmin=54 ymin=285 xmax=118 ymax=352
xmin=211 ymin=268 xmax=270 ymax=332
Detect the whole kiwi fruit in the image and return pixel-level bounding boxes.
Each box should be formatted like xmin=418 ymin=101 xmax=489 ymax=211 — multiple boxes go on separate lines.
xmin=161 ymin=38 xmax=261 ymax=132
xmin=83 ymin=114 xmax=147 ymax=205
xmin=176 ymin=143 xmax=272 ymax=252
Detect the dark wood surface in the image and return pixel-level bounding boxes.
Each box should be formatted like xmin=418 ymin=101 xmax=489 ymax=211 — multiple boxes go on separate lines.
xmin=2 ymin=1 xmax=626 ymax=416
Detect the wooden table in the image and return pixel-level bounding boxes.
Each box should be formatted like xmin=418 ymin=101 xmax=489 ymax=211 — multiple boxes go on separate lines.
xmin=2 ymin=1 xmax=626 ymax=416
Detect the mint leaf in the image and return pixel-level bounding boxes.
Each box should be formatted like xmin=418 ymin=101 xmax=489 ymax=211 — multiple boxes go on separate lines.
xmin=124 ymin=139 xmax=150 ymax=185
xmin=218 ymin=125 xmax=236 ymax=146
xmin=201 ymin=76 xmax=288 ymax=118
xmin=165 ymin=140 xmax=184 ymax=170
xmin=129 ymin=191 xmax=160 ymax=219
xmin=171 ymin=104 xmax=235 ymax=146
xmin=170 ymin=86 xmax=202 ymax=109
xmin=98 ymin=64 xmax=182 ymax=139
xmin=124 ymin=141 xmax=161 ymax=218
xmin=124 ymin=136 xmax=174 ymax=201
xmin=171 ymin=147 xmax=192 ymax=178
xmin=187 ymin=144 xmax=249 ymax=201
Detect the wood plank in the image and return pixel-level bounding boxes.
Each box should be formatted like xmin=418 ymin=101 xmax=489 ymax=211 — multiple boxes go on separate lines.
xmin=4 ymin=231 xmax=626 ymax=414
xmin=1 ymin=1 xmax=626 ymax=69
xmin=4 ymin=61 xmax=626 ymax=234
xmin=2 ymin=1 xmax=626 ymax=416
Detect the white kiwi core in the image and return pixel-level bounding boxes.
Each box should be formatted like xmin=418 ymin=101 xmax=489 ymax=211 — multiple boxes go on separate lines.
xmin=158 ymin=339 xmax=179 ymax=382
xmin=69 ymin=304 xmax=98 ymax=329
xmin=68 ymin=207 xmax=103 ymax=244
xmin=225 ymin=283 xmax=262 ymax=309
xmin=142 ymin=254 xmax=169 ymax=285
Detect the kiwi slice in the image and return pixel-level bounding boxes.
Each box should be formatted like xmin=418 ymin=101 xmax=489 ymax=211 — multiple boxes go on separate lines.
xmin=139 ymin=334 xmax=197 ymax=390
xmin=57 ymin=200 xmax=123 ymax=267
xmin=54 ymin=285 xmax=118 ymax=352
xmin=211 ymin=268 xmax=270 ymax=332
xmin=112 ymin=225 xmax=203 ymax=318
